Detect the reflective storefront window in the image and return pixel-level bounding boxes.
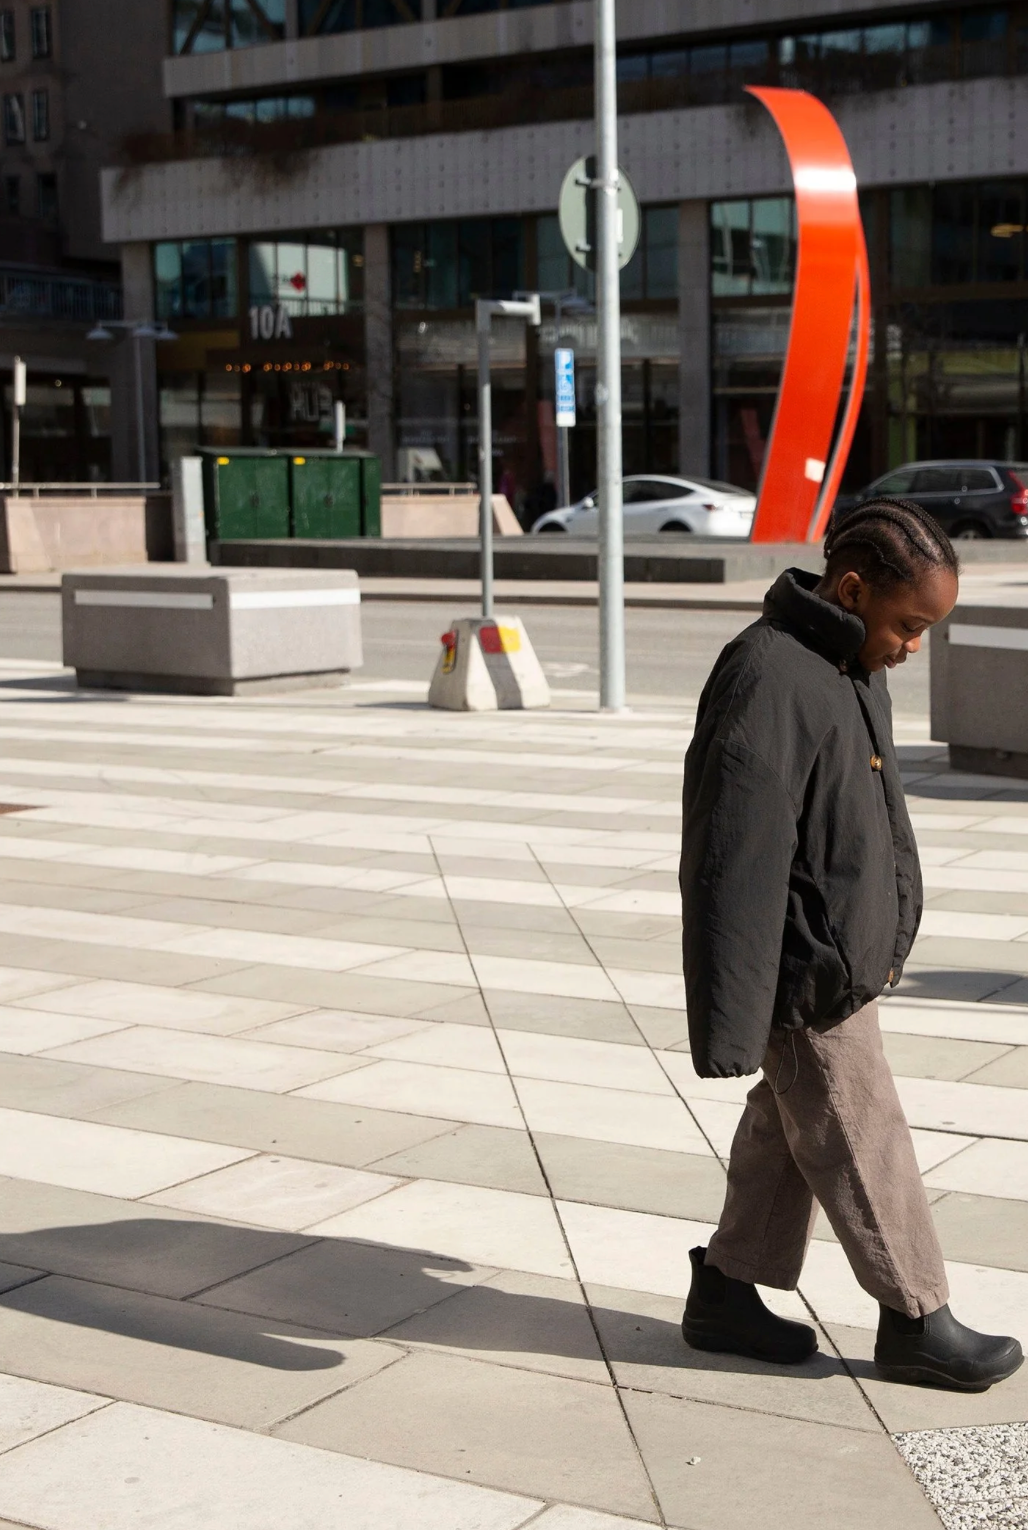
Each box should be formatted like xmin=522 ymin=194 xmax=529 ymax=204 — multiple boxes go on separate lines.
xmin=154 ymin=238 xmax=238 ymax=319
xmin=393 ymin=218 xmax=524 ymax=309
xmin=174 ymin=0 xmax=284 ymax=52
xmin=890 ymin=179 xmax=1028 ymax=287
xmin=248 ymin=232 xmax=363 ymax=315
xmin=711 ymin=198 xmax=797 ymax=297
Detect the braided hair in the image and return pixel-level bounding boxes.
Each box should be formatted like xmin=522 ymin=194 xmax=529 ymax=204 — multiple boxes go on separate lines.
xmin=823 ymin=497 xmax=959 ymax=591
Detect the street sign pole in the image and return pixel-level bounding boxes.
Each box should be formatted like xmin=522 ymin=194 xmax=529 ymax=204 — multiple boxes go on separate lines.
xmin=554 ymin=345 xmax=576 ymax=509
xmin=10 ymin=356 xmax=25 ymax=490
xmin=595 ymin=0 xmax=626 ymax=711
xmin=477 ymin=295 xmax=542 ymax=620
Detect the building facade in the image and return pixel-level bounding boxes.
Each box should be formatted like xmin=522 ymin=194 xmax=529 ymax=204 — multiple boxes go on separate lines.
xmin=102 ymin=0 xmax=1028 ymax=518
xmin=0 ymin=1 xmax=168 ymax=481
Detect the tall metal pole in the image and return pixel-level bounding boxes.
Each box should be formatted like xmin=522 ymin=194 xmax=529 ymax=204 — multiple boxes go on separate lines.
xmin=10 ymin=356 xmax=24 ymax=490
xmin=595 ymin=0 xmax=625 ymax=711
xmin=476 ymin=302 xmax=495 ymax=620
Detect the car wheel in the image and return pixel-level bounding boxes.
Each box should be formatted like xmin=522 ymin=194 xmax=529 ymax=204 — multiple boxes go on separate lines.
xmin=950 ymin=521 xmax=992 ymax=540
xmin=536 ymin=523 xmax=569 ymax=534
xmin=658 ymin=522 xmax=693 ymax=534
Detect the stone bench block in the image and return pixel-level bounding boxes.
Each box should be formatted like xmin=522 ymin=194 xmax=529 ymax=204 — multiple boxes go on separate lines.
xmin=931 ymin=591 xmax=1028 ymax=778
xmin=62 ymin=567 xmax=362 ymax=696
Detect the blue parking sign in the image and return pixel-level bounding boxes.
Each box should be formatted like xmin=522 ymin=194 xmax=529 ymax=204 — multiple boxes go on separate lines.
xmin=555 ymin=348 xmax=576 ymax=428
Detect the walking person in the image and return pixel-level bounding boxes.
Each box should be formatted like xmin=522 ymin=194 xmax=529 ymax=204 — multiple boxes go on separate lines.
xmin=679 ymin=499 xmax=1022 ymax=1392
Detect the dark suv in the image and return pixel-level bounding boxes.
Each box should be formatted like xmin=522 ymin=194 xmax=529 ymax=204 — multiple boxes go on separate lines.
xmin=837 ymin=460 xmax=1028 ymax=539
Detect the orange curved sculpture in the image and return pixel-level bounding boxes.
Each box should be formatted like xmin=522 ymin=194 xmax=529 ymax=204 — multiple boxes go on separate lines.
xmin=745 ymin=87 xmax=871 ymax=544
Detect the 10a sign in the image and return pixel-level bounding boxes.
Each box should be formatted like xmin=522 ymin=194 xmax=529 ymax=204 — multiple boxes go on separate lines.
xmin=248 ymin=304 xmax=294 ymax=341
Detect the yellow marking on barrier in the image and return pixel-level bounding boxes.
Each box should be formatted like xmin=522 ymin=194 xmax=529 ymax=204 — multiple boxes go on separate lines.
xmin=498 ymin=625 xmax=521 ymax=654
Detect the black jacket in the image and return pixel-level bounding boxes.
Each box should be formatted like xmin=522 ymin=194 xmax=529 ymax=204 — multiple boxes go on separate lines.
xmin=680 ymin=568 xmax=922 ymax=1078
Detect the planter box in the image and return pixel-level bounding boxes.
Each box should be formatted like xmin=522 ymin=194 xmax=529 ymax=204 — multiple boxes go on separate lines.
xmin=62 ymin=567 xmax=362 ymax=696
xmin=930 ymin=590 xmax=1028 ymax=777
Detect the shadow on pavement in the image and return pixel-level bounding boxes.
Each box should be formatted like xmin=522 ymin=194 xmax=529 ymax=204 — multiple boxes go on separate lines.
xmin=0 ymin=1218 xmax=843 ymax=1384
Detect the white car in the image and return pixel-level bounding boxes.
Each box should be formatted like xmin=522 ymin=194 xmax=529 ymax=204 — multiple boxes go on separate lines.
xmin=531 ymin=474 xmax=756 ymax=538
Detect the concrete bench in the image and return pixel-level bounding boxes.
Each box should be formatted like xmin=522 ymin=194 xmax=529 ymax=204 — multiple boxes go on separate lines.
xmin=930 ymin=588 xmax=1028 ymax=778
xmin=62 ymin=567 xmax=362 ymax=696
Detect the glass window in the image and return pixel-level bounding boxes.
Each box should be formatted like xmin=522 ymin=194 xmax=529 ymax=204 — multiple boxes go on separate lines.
xmin=962 ymin=467 xmax=999 ymax=490
xmin=458 ymin=219 xmax=490 ymax=305
xmin=491 ymin=217 xmax=523 ymax=299
xmin=154 ymin=242 xmax=183 ymax=318
xmin=36 ymin=172 xmax=56 ymax=222
xmin=0 ymin=11 xmax=13 ymax=61
xmin=537 ymin=214 xmax=571 ymax=293
xmin=978 ymin=182 xmax=1024 ymax=281
xmin=649 ymin=49 xmax=688 ymax=78
xmin=690 ymin=43 xmax=726 ymax=74
xmin=711 ymin=200 xmax=751 ymax=296
xmin=31 ymin=87 xmax=47 ymax=142
xmin=821 ymin=29 xmax=862 ymax=54
xmin=392 ymin=224 xmax=425 ymax=307
xmin=961 ymin=8 xmax=1007 ymax=43
xmin=154 ymin=237 xmax=238 ymax=318
xmin=29 ymin=5 xmax=50 ymax=58
xmin=246 ymin=234 xmax=358 ymax=315
xmin=932 ymin=183 xmax=975 ymax=283
xmin=300 ymin=0 xmax=421 ymax=33
xmin=751 ymin=198 xmax=796 ymax=294
xmin=231 ymin=0 xmax=284 ymax=46
xmin=644 ymin=206 xmax=678 ymax=300
xmin=890 ymin=186 xmax=932 ymax=287
xmin=3 ymin=174 xmax=17 ymax=215
xmin=728 ymin=38 xmax=770 ymax=71
xmin=874 ymin=468 xmax=916 ymax=494
xmin=864 ymin=24 xmax=906 ymax=54
xmin=425 ymin=222 xmax=458 ymax=308
xmin=2 ymin=91 xmax=22 ymax=143
xmin=915 ymin=466 xmax=964 ymax=493
xmin=616 ymin=54 xmax=648 ymax=83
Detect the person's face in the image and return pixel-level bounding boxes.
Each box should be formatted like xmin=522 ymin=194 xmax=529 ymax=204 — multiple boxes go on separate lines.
xmin=836 ymin=566 xmax=959 ymax=673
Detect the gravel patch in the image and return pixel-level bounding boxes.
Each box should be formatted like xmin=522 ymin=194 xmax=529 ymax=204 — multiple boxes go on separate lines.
xmin=895 ymin=1423 xmax=1028 ymax=1528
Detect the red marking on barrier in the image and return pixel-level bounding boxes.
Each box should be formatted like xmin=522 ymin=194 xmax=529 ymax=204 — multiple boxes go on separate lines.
xmin=745 ymin=87 xmax=870 ymax=544
xmin=479 ymin=625 xmax=503 ymax=654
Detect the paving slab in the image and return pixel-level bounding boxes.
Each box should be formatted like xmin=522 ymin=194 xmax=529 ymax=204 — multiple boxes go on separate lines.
xmin=195 ymin=1235 xmax=495 ymax=1336
xmin=480 ymin=989 xmax=643 ymax=1045
xmin=585 ymin=1282 xmax=876 ymax=1432
xmin=0 ymin=1180 xmax=313 ymax=1299
xmin=620 ymin=1387 xmax=946 ymax=1530
xmin=882 ymin=1031 xmax=1013 ymax=1081
xmin=0 ymin=1275 xmax=399 ymax=1428
xmin=0 ymin=1402 xmax=543 ymax=1530
xmin=275 ymin=1350 xmax=660 ymax=1522
xmin=91 ymin=1079 xmax=456 ymax=1166
xmin=369 ymin=1123 xmax=548 ymax=1196
xmin=383 ymin=1268 xmax=610 ymax=1384
xmin=534 ymin=1134 xmax=726 ymax=1221
xmin=825 ymin=1323 xmax=1028 ymax=1433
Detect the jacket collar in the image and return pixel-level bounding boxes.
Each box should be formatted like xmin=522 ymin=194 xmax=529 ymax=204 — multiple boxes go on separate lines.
xmin=763 ymin=568 xmax=866 ymax=666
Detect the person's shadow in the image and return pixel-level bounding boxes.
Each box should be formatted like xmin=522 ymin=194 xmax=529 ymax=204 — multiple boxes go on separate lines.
xmin=0 ymin=1215 xmax=844 ymax=1384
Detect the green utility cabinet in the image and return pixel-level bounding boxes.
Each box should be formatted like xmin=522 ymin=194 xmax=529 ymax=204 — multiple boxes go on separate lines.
xmin=290 ymin=450 xmax=381 ymax=539
xmin=200 ymin=450 xmax=290 ymax=541
xmin=199 ymin=447 xmax=381 ymax=541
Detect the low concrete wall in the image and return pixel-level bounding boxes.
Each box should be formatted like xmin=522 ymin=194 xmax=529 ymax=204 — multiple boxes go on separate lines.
xmin=62 ymin=566 xmax=363 ymax=696
xmin=931 ymin=590 xmax=1028 ymax=777
xmin=0 ymin=495 xmax=150 ymax=574
xmin=380 ymin=493 xmax=521 ymax=538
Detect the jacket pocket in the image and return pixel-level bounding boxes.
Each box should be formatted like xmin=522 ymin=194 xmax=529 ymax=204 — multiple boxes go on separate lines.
xmin=773 ymin=873 xmax=851 ymax=1028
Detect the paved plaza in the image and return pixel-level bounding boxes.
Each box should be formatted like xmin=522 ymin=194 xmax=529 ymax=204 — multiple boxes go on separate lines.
xmin=0 ymin=647 xmax=1023 ymax=1527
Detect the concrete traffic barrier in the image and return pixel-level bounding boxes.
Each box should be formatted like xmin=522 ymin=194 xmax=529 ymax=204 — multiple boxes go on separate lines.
xmin=930 ymin=588 xmax=1028 ymax=777
xmin=62 ymin=566 xmax=362 ymax=696
xmin=428 ymin=616 xmax=550 ymax=711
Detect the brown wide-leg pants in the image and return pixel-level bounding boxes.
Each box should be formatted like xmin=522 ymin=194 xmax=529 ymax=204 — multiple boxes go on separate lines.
xmin=706 ymin=1000 xmax=949 ymax=1318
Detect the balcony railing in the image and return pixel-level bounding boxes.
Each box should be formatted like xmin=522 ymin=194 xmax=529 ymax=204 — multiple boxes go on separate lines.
xmin=0 ymin=269 xmax=123 ymax=323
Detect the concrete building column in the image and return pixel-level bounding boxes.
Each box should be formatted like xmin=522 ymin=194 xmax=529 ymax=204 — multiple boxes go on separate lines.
xmin=364 ymin=223 xmax=395 ymax=481
xmin=678 ymin=199 xmax=711 ymax=478
xmin=110 ymin=242 xmax=160 ymax=484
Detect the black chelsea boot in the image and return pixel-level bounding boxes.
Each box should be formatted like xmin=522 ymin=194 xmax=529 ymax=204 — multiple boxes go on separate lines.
xmin=875 ymin=1303 xmax=1023 ymax=1391
xmin=682 ymin=1246 xmax=818 ymax=1365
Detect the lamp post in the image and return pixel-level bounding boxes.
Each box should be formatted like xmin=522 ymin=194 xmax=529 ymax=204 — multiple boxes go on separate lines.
xmin=476 ymin=294 xmax=542 ymax=619
xmin=87 ymin=318 xmax=177 ymax=482
xmin=595 ymin=0 xmax=626 ymax=712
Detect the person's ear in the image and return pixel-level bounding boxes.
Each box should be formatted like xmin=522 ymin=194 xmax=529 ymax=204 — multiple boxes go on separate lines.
xmin=836 ymin=571 xmax=864 ymax=611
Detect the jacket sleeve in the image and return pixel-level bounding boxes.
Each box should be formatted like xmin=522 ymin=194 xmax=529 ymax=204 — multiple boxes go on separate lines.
xmin=680 ymin=738 xmax=799 ymax=1078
